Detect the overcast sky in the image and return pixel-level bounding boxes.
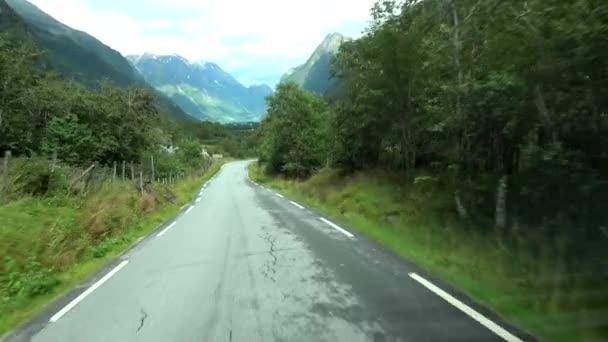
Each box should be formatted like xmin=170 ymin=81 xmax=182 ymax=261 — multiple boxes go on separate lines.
xmin=29 ymin=0 xmax=375 ymax=86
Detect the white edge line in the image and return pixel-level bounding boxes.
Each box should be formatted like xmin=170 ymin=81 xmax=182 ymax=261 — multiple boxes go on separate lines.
xmin=50 ymin=260 xmax=129 ymax=323
xmin=319 ymin=217 xmax=354 ymax=238
xmin=156 ymin=222 xmax=177 ymax=237
xmin=408 ymin=273 xmax=523 ymax=342
xmin=195 ymin=197 xmax=202 ymax=203
xmin=185 ymin=206 xmax=194 ymax=214
xmin=290 ymin=201 xmax=304 ymax=209
xmin=275 ymin=193 xmax=284 ymax=198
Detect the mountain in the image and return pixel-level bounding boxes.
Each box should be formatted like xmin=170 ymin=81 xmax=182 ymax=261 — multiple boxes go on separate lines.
xmin=128 ymin=54 xmax=273 ymax=123
xmin=0 ymin=0 xmax=24 ymax=31
xmin=5 ymin=0 xmax=141 ymax=86
xmin=281 ymin=32 xmax=348 ymax=95
xmin=3 ymin=0 xmax=193 ymax=121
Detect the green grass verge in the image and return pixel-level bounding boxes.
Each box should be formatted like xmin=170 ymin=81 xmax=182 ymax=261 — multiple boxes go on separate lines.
xmin=0 ymin=161 xmax=226 ymax=336
xmin=249 ymin=163 xmax=606 ymax=342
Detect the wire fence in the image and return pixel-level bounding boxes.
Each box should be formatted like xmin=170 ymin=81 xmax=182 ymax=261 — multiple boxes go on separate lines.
xmin=0 ymin=150 xmax=213 ymax=205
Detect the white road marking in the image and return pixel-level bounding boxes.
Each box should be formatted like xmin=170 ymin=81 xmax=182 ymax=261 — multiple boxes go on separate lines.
xmin=275 ymin=193 xmax=284 ymax=198
xmin=195 ymin=197 xmax=202 ymax=203
xmin=319 ymin=218 xmax=355 ymax=238
xmin=409 ymin=273 xmax=523 ymax=342
xmin=156 ymin=222 xmax=177 ymax=237
xmin=50 ymin=260 xmax=129 ymax=323
xmin=185 ymin=206 xmax=194 ymax=214
xmin=290 ymin=201 xmax=304 ymax=209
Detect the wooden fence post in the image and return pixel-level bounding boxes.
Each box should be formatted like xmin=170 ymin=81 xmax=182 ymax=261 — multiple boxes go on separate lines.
xmin=112 ymin=161 xmax=117 ymax=183
xmin=151 ymin=155 xmax=155 ymax=184
xmin=81 ymin=162 xmax=97 ymax=196
xmin=130 ymin=162 xmax=135 ymax=180
xmin=122 ymin=161 xmax=126 ymax=181
xmin=139 ymin=171 xmax=143 ymax=193
xmin=2 ymin=150 xmax=11 ymax=204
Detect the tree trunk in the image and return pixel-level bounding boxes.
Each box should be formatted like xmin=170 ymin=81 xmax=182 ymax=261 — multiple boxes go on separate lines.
xmin=122 ymin=161 xmax=126 ymax=181
xmin=495 ymin=175 xmax=508 ymax=230
xmin=454 ymin=190 xmax=468 ymax=219
xmin=533 ymin=85 xmax=556 ymax=143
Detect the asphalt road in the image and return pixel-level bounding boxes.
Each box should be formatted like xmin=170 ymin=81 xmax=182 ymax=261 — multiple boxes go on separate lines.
xmin=6 ymin=161 xmax=532 ymax=342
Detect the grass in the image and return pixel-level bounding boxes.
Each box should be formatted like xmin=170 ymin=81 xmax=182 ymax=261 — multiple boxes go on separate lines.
xmin=249 ymin=164 xmax=607 ymax=342
xmin=0 ymin=161 xmax=225 ymax=336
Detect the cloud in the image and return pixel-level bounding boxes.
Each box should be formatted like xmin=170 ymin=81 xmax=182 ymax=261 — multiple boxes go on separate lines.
xmin=28 ymin=0 xmax=374 ymax=86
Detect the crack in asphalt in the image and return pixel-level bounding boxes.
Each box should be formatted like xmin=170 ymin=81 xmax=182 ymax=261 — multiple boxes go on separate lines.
xmin=260 ymin=231 xmax=279 ymax=282
xmin=137 ymin=309 xmax=148 ymax=332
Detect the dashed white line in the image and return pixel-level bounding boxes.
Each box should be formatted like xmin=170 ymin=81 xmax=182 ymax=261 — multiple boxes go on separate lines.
xmin=290 ymin=201 xmax=304 ymax=209
xmin=409 ymin=273 xmax=523 ymax=342
xmin=275 ymin=193 xmax=284 ymax=198
xmin=195 ymin=197 xmax=202 ymax=203
xmin=319 ymin=218 xmax=354 ymax=238
xmin=156 ymin=222 xmax=177 ymax=237
xmin=50 ymin=260 xmax=129 ymax=323
xmin=185 ymin=206 xmax=194 ymax=214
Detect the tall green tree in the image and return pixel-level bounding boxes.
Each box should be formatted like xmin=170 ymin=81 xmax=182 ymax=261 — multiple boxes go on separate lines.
xmin=260 ymin=83 xmax=330 ymax=178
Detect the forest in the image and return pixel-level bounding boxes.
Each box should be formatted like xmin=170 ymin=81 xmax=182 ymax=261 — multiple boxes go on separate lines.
xmin=257 ymin=0 xmax=608 ymax=340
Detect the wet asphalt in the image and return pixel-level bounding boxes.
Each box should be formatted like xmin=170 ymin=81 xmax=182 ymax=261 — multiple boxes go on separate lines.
xmin=4 ymin=161 xmax=532 ymax=342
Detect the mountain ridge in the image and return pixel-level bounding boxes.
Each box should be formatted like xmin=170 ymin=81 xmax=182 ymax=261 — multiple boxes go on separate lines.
xmin=128 ymin=53 xmax=272 ymax=123
xmin=4 ymin=0 xmax=194 ymax=121
xmin=282 ymin=32 xmax=349 ymax=95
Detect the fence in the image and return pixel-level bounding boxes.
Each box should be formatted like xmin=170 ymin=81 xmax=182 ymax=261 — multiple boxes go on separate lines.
xmin=0 ymin=150 xmax=213 ymax=205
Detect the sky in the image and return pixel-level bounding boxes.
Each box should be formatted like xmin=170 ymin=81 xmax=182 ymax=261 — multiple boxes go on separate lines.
xmin=29 ymin=0 xmax=375 ymax=86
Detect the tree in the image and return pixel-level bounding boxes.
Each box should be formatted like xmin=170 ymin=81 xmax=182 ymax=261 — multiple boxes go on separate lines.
xmin=260 ymin=83 xmax=330 ymax=178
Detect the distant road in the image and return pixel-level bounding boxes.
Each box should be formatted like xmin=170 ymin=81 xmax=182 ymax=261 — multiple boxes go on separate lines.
xmin=6 ymin=161 xmax=530 ymax=342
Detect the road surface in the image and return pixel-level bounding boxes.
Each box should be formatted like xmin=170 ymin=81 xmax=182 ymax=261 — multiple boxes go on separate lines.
xmin=5 ymin=161 xmax=531 ymax=342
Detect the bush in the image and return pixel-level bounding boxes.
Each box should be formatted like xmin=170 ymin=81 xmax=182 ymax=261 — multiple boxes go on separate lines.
xmin=1 ymin=257 xmax=60 ymax=299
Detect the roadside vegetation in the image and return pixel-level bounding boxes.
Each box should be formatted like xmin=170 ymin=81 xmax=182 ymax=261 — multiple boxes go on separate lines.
xmin=0 ymin=17 xmax=255 ymax=336
xmin=0 ymin=158 xmax=225 ymax=335
xmin=254 ymin=1 xmax=608 ymax=341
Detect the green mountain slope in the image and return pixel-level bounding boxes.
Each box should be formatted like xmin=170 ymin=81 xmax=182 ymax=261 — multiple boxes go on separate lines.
xmin=128 ymin=54 xmax=273 ymax=123
xmin=3 ymin=0 xmax=193 ymax=121
xmin=6 ymin=0 xmax=139 ymax=86
xmin=281 ymin=33 xmax=348 ymax=95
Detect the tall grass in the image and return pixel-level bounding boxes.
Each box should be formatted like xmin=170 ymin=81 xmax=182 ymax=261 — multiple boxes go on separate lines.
xmin=0 ymin=161 xmax=225 ymax=335
xmin=250 ymin=164 xmax=608 ymax=342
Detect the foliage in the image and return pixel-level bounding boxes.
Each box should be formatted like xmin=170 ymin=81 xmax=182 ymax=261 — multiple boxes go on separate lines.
xmin=259 ymin=83 xmax=330 ymax=177
xmin=0 ymin=31 xmax=163 ymax=162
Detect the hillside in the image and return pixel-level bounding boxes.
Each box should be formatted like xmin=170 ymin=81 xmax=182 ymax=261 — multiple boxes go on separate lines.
xmin=6 ymin=0 xmax=140 ymax=86
xmin=128 ymin=54 xmax=273 ymax=123
xmin=3 ymin=0 xmax=193 ymax=121
xmin=281 ymin=32 xmax=348 ymax=95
